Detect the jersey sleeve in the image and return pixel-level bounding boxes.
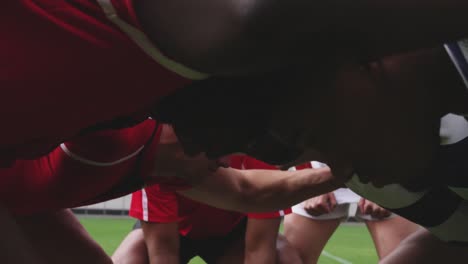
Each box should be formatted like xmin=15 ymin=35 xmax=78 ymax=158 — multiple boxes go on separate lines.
xmin=0 ymin=120 xmax=157 ymax=216
xmin=129 ymin=185 xmax=181 ymax=223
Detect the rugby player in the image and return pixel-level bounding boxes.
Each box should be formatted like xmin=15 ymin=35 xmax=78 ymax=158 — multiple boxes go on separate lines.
xmin=112 ymin=155 xmax=298 ymax=264
xmin=4 ymin=1 xmax=468 ymax=193
xmin=0 ymin=121 xmax=334 ymax=263
xmin=284 ymin=161 xmax=420 ymax=263
xmin=4 ymin=0 xmax=468 ymax=167
xmin=5 ymin=1 xmax=468 ymax=261
xmin=158 ymin=45 xmax=468 ymax=260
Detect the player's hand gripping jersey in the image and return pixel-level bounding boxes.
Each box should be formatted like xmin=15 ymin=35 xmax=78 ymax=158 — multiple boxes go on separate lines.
xmin=1 ymin=0 xmax=206 ymax=165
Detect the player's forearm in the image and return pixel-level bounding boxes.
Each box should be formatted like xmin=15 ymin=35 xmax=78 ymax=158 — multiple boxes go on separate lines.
xmin=181 ymin=167 xmax=340 ymax=213
xmin=240 ymin=167 xmax=339 ymax=211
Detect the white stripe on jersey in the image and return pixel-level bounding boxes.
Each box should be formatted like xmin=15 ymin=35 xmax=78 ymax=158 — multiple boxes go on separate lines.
xmin=142 ymin=189 xmax=149 ymax=222
xmin=428 ymin=201 xmax=468 ymax=242
xmin=96 ymin=0 xmax=208 ymax=80
xmin=345 ymin=175 xmax=428 ymax=209
xmin=60 ymin=143 xmax=144 ymax=166
xmin=445 ymin=42 xmax=468 ymax=89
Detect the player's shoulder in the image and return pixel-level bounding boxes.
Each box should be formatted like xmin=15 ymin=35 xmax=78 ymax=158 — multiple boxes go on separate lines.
xmin=62 ymin=119 xmax=157 ymax=164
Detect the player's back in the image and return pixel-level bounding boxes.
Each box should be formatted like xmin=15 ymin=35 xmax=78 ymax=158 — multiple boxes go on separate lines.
xmin=1 ymin=0 xmax=200 ymax=162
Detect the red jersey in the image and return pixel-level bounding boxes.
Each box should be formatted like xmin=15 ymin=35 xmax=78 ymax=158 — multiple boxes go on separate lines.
xmin=130 ymin=155 xmax=290 ymax=239
xmin=290 ymin=161 xmax=326 ymax=170
xmin=1 ymin=0 xmax=206 ymax=163
xmin=0 ymin=119 xmax=163 ymax=216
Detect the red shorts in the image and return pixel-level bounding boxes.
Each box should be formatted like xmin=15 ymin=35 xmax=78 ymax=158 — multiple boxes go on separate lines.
xmin=130 ymin=186 xmax=245 ymax=239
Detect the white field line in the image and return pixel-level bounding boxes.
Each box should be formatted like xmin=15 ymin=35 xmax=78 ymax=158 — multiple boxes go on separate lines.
xmin=322 ymin=250 xmax=353 ymax=264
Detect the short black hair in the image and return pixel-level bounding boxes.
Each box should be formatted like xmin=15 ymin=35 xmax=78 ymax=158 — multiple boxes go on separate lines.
xmin=153 ymin=74 xmax=281 ymax=136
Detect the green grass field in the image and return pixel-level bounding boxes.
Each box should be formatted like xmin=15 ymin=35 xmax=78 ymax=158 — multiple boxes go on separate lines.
xmin=79 ymin=217 xmax=378 ymax=264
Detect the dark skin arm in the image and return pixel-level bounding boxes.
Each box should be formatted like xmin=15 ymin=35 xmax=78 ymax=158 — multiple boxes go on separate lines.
xmin=135 ymin=0 xmax=468 ymax=75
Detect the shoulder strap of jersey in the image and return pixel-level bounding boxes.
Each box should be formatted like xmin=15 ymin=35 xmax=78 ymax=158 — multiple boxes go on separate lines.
xmin=445 ymin=40 xmax=468 ymax=89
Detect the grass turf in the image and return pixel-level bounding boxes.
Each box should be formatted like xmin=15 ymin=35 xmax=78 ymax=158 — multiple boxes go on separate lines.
xmin=79 ymin=217 xmax=378 ymax=264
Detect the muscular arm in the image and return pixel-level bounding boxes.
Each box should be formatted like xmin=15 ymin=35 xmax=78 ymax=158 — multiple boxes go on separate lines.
xmin=179 ymin=167 xmax=338 ymax=213
xmin=141 ymin=221 xmax=180 ymax=264
xmin=136 ymin=0 xmax=468 ymax=74
xmin=150 ymin=124 xmax=339 ymax=212
xmin=244 ymin=218 xmax=281 ymax=264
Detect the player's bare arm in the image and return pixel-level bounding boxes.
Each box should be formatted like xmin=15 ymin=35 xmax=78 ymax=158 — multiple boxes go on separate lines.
xmin=148 ymin=121 xmax=338 ymax=212
xmin=179 ymin=167 xmax=339 ymax=213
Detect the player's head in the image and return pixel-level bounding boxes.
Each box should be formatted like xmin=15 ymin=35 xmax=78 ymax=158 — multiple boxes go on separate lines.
xmin=153 ymin=74 xmax=308 ymax=165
